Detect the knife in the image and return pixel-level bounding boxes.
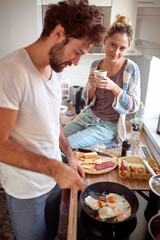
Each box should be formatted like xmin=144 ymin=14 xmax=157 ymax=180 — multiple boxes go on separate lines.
xmin=77 ymin=148 xmax=112 ymax=158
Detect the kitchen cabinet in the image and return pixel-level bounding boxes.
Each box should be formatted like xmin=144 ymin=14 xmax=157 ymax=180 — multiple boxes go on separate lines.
xmin=41 ymin=0 xmax=61 ymax=4
xmin=137 ymin=0 xmax=160 ymax=7
xmin=136 ymin=6 xmax=160 ymax=45
xmin=110 ymin=0 xmax=138 ymax=52
xmin=87 ymin=0 xmax=111 ymax=6
xmin=41 ymin=0 xmax=112 ymax=6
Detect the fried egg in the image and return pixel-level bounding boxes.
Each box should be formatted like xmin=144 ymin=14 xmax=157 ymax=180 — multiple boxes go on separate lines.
xmin=98 ymin=206 xmax=116 ymax=220
xmin=106 ymin=193 xmax=130 ymax=212
xmin=84 ymin=196 xmax=99 ymax=210
xmin=85 ymin=192 xmax=131 ymax=222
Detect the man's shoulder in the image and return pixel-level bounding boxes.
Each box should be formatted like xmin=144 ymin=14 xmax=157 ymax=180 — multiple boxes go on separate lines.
xmin=0 ymin=48 xmax=23 ymax=61
xmin=0 ymin=49 xmax=27 ymax=75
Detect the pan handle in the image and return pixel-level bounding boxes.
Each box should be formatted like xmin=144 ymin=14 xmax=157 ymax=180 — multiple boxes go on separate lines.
xmin=139 ymin=158 xmax=156 ymax=176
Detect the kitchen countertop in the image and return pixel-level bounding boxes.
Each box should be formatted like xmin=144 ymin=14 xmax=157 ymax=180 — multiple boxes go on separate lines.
xmin=60 ymin=105 xmax=159 ymax=239
xmin=60 ymin=102 xmax=76 ymax=127
xmin=67 ymin=132 xmax=157 ymax=240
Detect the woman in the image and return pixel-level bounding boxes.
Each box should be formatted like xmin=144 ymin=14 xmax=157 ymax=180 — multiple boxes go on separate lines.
xmin=64 ymin=14 xmax=140 ymax=149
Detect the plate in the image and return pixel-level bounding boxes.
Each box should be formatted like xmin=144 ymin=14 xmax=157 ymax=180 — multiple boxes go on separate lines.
xmin=74 ymin=149 xmax=117 ymax=174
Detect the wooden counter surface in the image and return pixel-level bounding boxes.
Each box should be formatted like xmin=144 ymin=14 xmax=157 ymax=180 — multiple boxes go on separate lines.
xmin=67 ymin=132 xmax=157 ymax=240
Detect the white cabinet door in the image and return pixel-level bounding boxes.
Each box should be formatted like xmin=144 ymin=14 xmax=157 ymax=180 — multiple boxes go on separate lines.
xmin=42 ymin=0 xmax=60 ymax=4
xmin=42 ymin=0 xmax=112 ymax=6
xmin=88 ymin=0 xmax=112 ymax=6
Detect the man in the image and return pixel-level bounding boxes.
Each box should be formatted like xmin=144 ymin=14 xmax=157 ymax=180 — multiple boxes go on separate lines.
xmin=0 ymin=1 xmax=105 ymax=239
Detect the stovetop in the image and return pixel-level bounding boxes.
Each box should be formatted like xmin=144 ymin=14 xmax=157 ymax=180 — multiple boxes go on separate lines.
xmin=77 ymin=190 xmax=157 ymax=240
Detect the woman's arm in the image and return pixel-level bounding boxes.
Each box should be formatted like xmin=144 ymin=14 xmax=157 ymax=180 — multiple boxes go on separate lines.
xmin=113 ymin=62 xmax=140 ymax=114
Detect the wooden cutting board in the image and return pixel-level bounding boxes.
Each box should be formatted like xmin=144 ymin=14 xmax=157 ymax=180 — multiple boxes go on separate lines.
xmin=74 ymin=149 xmax=118 ymax=174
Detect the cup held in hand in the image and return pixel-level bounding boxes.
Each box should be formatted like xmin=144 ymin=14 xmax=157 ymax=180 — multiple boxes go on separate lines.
xmin=94 ymin=70 xmax=107 ymax=79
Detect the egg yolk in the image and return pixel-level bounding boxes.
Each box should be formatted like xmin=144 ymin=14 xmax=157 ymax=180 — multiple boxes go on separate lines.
xmin=108 ymin=196 xmax=116 ymax=203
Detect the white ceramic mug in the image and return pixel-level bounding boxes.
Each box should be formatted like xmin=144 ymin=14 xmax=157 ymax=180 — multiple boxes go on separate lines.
xmin=94 ymin=70 xmax=107 ymax=79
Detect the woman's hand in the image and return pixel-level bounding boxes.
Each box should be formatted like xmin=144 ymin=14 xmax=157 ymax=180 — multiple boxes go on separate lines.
xmin=89 ymin=72 xmax=97 ymax=88
xmin=95 ymin=76 xmax=116 ymax=90
xmin=88 ymin=72 xmax=97 ymax=101
xmin=96 ymin=76 xmax=121 ymax=97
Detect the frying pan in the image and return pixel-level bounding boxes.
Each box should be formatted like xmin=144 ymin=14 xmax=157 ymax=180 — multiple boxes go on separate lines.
xmin=140 ymin=158 xmax=160 ymax=197
xmin=80 ymin=181 xmax=139 ymax=225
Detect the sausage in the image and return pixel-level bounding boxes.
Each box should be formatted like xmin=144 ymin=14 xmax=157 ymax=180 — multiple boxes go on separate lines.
xmin=94 ymin=161 xmax=115 ymax=170
xmin=120 ymin=159 xmax=128 ymax=171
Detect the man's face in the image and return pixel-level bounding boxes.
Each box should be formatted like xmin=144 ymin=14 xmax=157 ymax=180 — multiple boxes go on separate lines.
xmin=49 ymin=37 xmax=92 ymax=72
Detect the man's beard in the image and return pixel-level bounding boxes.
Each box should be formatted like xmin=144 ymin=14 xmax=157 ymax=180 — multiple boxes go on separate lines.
xmin=49 ymin=39 xmax=71 ymax=73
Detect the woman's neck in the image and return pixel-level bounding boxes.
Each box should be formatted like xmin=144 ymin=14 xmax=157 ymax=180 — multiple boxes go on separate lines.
xmin=100 ymin=57 xmax=125 ymax=77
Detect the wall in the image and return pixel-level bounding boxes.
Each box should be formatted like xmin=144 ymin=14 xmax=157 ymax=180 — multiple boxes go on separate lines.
xmin=0 ymin=0 xmax=42 ymax=58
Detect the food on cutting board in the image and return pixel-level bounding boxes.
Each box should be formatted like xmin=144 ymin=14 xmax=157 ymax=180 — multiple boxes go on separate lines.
xmin=74 ymin=149 xmax=117 ymax=174
xmin=84 ymin=193 xmax=131 ymax=222
xmin=118 ymin=157 xmax=160 ymax=180
xmin=84 ymin=152 xmax=98 ymax=159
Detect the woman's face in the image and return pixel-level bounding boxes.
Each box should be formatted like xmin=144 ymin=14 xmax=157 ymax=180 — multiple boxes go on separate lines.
xmin=104 ymin=32 xmax=129 ymax=62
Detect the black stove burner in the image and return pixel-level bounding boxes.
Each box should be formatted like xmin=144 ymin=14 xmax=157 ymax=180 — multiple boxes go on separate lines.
xmin=80 ymin=209 xmax=137 ymax=240
xmin=144 ymin=191 xmax=160 ymax=222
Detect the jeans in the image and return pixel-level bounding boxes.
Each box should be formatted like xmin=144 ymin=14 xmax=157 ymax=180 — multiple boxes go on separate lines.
xmin=63 ymin=108 xmax=118 ymax=149
xmin=5 ymin=184 xmax=62 ymax=240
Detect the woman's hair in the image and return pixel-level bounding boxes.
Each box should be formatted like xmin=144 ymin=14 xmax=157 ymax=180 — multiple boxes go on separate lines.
xmin=105 ymin=14 xmax=133 ymax=43
xmin=40 ymin=0 xmax=106 ymax=46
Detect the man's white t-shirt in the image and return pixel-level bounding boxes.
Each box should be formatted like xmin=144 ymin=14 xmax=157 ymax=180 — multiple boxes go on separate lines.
xmin=0 ymin=48 xmax=62 ymax=199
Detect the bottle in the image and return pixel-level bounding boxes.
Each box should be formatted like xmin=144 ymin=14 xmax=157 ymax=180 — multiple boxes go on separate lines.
xmin=157 ymin=114 xmax=160 ymax=135
xmin=129 ymin=124 xmax=140 ymax=156
xmin=121 ymin=138 xmax=131 ymax=157
xmin=127 ymin=123 xmax=136 ymax=140
xmin=134 ymin=101 xmax=145 ymax=134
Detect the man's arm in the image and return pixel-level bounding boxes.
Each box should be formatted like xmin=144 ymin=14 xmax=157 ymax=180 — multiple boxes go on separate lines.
xmin=0 ymin=108 xmax=84 ymax=191
xmin=59 ymin=122 xmax=85 ymax=178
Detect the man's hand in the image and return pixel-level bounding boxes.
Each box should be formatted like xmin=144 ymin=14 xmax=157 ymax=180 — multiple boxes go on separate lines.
xmin=68 ymin=154 xmax=85 ymax=178
xmin=59 ymin=122 xmax=85 ymax=178
xmin=53 ymin=161 xmax=85 ymax=191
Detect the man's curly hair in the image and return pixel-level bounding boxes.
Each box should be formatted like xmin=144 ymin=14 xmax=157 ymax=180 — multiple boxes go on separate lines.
xmin=40 ymin=0 xmax=106 ymax=46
